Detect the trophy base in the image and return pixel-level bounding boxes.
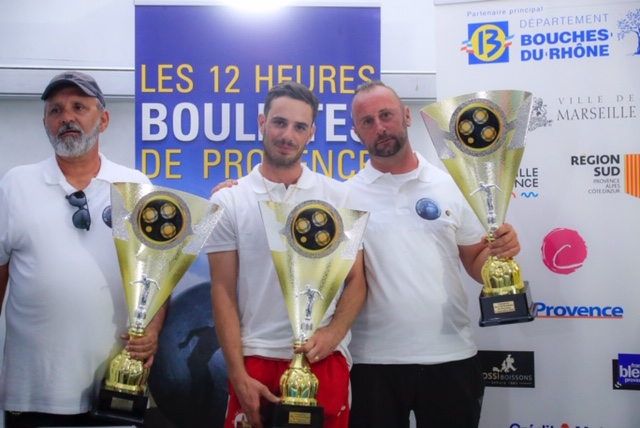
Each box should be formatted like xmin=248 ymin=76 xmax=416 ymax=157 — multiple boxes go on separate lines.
xmin=271 ymin=403 xmax=324 ymax=428
xmin=479 ymin=281 xmax=536 ymax=327
xmin=90 ymin=380 xmax=148 ymax=425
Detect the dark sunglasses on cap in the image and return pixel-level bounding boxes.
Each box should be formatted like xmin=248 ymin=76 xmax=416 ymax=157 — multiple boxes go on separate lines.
xmin=66 ymin=190 xmax=91 ymax=231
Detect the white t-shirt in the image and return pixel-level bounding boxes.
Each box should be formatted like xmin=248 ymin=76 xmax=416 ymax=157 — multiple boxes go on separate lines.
xmin=204 ymin=164 xmax=354 ymax=362
xmin=0 ymin=154 xmax=150 ymax=414
xmin=345 ymin=153 xmax=485 ymax=365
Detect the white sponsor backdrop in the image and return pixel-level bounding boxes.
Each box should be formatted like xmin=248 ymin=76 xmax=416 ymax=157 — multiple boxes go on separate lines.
xmin=433 ymin=1 xmax=640 ymax=427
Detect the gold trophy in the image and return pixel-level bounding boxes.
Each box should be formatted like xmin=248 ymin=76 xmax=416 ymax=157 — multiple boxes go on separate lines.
xmin=259 ymin=200 xmax=368 ymax=428
xmin=421 ymin=90 xmax=536 ymax=327
xmin=92 ymin=182 xmax=223 ymax=424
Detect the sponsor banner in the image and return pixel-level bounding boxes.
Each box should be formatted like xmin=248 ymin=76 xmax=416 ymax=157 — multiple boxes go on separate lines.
xmin=435 ymin=0 xmax=639 ymax=425
xmin=134 ymin=3 xmax=380 ymax=286
xmin=135 ymin=4 xmax=380 ymax=197
xmin=478 ymin=350 xmax=535 ymax=388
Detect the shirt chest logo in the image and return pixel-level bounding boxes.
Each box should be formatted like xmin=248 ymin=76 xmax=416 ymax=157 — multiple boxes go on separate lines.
xmin=415 ymin=198 xmax=441 ymax=220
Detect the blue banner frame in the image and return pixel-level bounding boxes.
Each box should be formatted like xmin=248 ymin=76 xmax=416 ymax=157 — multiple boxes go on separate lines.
xmin=135 ymin=5 xmax=381 ymax=199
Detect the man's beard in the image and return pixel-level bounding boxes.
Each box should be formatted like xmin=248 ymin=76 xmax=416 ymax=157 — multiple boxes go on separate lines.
xmin=370 ymin=118 xmax=409 ymax=158
xmin=47 ymin=120 xmax=101 ymax=158
xmin=263 ymin=138 xmax=304 ymax=168
xmin=372 ymin=137 xmax=402 ymax=157
xmin=372 ymin=132 xmax=406 ymax=157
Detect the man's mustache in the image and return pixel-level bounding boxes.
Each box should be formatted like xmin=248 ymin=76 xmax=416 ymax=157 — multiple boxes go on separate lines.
xmin=274 ymin=139 xmax=296 ymax=148
xmin=57 ymin=123 xmax=83 ymax=137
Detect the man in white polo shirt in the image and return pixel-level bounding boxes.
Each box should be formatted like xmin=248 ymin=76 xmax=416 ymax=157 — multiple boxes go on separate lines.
xmin=346 ymin=81 xmax=522 ymax=428
xmin=0 ymin=71 xmax=166 ymax=427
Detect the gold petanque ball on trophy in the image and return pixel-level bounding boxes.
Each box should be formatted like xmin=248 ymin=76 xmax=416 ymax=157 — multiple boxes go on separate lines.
xmin=421 ymin=90 xmax=537 ymax=327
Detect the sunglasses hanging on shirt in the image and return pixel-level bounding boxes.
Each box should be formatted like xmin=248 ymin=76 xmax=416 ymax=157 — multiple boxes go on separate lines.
xmin=66 ymin=190 xmax=91 ymax=231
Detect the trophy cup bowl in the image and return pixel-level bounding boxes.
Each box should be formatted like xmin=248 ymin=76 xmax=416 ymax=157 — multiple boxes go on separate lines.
xmin=421 ymin=90 xmax=536 ymax=327
xmin=259 ymin=200 xmax=368 ymax=428
xmin=91 ymin=182 xmax=223 ymax=424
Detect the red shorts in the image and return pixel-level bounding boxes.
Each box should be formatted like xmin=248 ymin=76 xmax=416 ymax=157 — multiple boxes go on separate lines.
xmin=225 ymin=353 xmax=350 ymax=428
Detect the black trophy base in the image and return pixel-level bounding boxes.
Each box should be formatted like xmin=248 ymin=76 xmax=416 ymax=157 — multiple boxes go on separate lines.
xmin=91 ymin=380 xmax=149 ymax=425
xmin=479 ymin=281 xmax=536 ymax=327
xmin=271 ymin=403 xmax=323 ymax=428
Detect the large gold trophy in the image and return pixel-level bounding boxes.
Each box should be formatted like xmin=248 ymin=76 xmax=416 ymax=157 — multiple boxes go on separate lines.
xmin=421 ymin=90 xmax=536 ymax=327
xmin=259 ymin=200 xmax=368 ymax=428
xmin=92 ymin=182 xmax=223 ymax=424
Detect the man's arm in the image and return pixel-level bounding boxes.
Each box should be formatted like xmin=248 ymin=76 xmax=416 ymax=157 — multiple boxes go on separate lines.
xmin=459 ymin=223 xmax=521 ymax=284
xmin=0 ymin=263 xmax=8 ymax=317
xmin=297 ymin=250 xmax=366 ymax=362
xmin=125 ymin=300 xmax=169 ymax=368
xmin=209 ymin=250 xmax=278 ymax=428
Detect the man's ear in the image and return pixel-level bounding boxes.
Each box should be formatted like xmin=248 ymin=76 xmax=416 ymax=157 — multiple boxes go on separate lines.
xmin=99 ymin=110 xmax=110 ymax=133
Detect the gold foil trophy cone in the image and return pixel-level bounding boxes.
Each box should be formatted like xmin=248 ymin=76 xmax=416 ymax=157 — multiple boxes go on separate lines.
xmin=259 ymin=200 xmax=368 ymax=410
xmin=421 ymin=90 xmax=535 ymax=309
xmin=105 ymin=182 xmax=223 ymax=395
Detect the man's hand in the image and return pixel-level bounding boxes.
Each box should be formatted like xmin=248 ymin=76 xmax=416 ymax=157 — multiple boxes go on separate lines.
xmin=211 ymin=179 xmax=239 ymax=195
xmin=121 ymin=330 xmax=159 ymax=368
xmin=121 ymin=301 xmax=168 ymax=368
xmin=232 ymin=374 xmax=281 ymax=428
xmin=294 ymin=325 xmax=341 ymax=364
xmin=485 ymin=223 xmax=520 ymax=259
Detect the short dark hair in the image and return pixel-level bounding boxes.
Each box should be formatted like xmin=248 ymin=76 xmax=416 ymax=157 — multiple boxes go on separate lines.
xmin=352 ymin=80 xmax=404 ymax=121
xmin=264 ymin=82 xmax=319 ymax=123
xmin=354 ymin=80 xmax=401 ymax=100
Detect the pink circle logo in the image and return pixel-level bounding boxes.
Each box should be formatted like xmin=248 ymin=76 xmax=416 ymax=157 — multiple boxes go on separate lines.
xmin=541 ymin=228 xmax=588 ymax=275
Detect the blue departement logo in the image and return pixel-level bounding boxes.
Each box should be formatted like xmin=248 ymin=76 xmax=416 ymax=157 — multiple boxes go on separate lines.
xmin=618 ymin=354 xmax=640 ymax=386
xmin=462 ymin=21 xmax=513 ymax=64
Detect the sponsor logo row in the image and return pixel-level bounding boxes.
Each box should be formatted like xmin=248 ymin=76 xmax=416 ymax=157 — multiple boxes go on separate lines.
xmin=479 ymin=351 xmax=638 ymax=389
xmin=479 ymin=351 xmax=640 ymax=427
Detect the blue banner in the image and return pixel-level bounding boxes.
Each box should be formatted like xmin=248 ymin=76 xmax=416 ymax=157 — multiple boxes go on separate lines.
xmin=134 ymin=3 xmax=380 ymax=287
xmin=135 ymin=4 xmax=381 ymax=199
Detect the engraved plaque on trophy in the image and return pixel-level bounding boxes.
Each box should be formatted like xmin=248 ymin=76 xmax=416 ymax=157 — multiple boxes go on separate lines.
xmin=259 ymin=200 xmax=368 ymax=428
xmin=421 ymin=90 xmax=536 ymax=327
xmin=91 ymin=182 xmax=223 ymax=424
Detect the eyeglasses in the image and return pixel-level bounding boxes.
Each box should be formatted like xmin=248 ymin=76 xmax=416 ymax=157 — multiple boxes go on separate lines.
xmin=66 ymin=190 xmax=91 ymax=231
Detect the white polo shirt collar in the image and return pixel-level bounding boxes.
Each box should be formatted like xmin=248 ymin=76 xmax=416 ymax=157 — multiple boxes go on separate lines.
xmin=247 ymin=163 xmax=317 ymax=195
xmin=359 ymin=152 xmax=434 ymax=184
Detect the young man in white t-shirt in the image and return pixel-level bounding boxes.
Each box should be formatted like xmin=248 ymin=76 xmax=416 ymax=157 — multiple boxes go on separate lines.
xmin=205 ymin=82 xmax=365 ymax=428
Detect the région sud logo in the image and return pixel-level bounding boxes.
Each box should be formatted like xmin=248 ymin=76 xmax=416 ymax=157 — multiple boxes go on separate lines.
xmin=462 ymin=21 xmax=513 ymax=64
